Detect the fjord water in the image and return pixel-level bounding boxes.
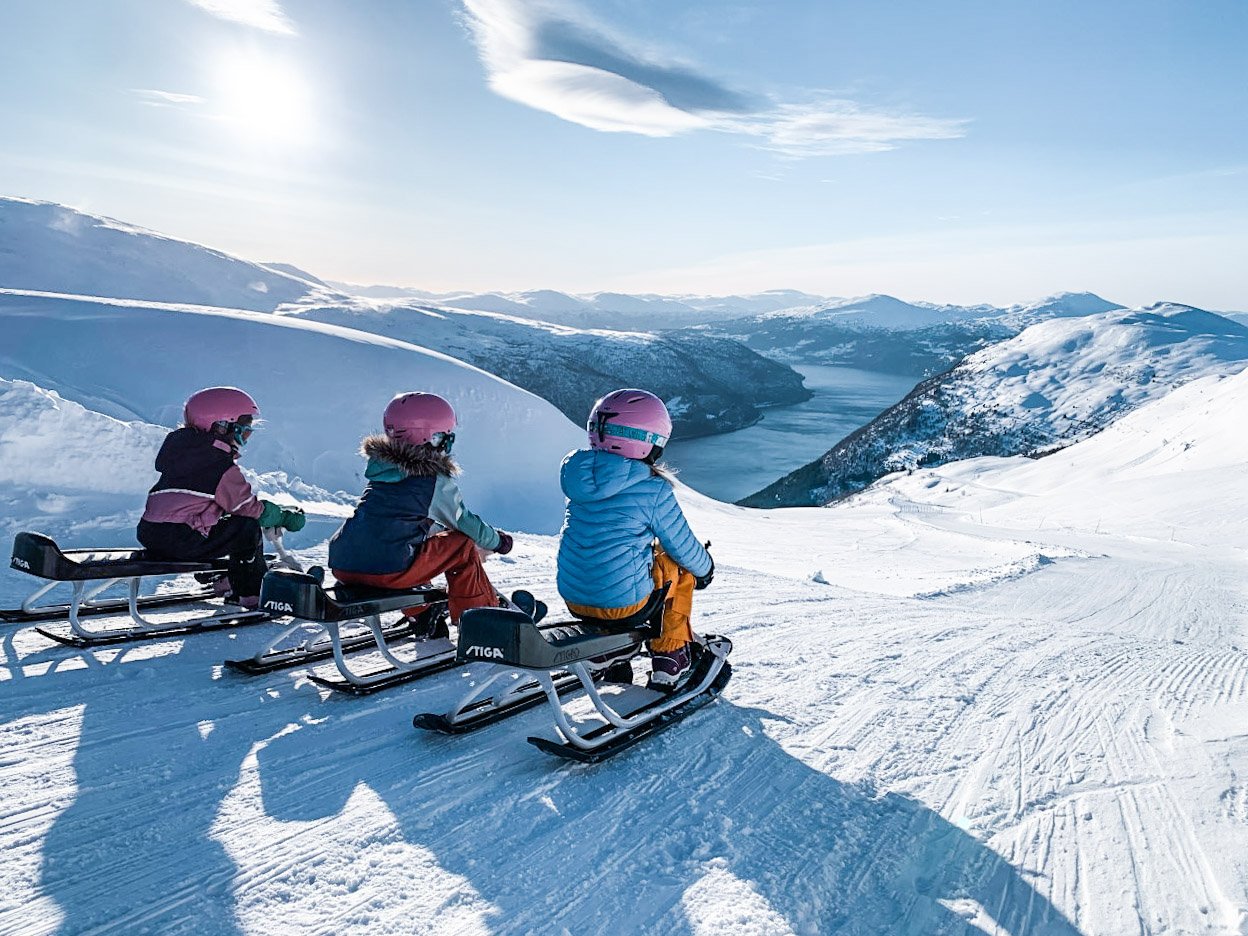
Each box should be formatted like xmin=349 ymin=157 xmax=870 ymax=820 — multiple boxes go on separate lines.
xmin=664 ymin=365 xmax=917 ymax=502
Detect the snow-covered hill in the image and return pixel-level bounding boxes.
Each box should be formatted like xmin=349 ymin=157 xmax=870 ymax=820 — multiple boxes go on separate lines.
xmin=3 ymin=334 xmax=1247 ymax=934
xmin=0 ymin=289 xmax=583 ymax=538
xmin=292 ymin=300 xmax=810 ymax=437
xmin=743 ymin=303 xmax=1248 ymax=507
xmin=0 ymin=197 xmax=339 ymax=312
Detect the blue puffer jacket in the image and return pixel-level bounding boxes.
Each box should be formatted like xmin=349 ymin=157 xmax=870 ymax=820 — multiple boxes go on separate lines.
xmin=557 ymin=449 xmax=711 ymax=610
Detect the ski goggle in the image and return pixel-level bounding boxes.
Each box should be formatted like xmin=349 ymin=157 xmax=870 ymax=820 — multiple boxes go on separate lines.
xmin=590 ymin=413 xmax=668 ymax=448
xmin=431 ymin=430 xmax=455 ymax=454
xmin=216 ymin=416 xmax=256 ymax=447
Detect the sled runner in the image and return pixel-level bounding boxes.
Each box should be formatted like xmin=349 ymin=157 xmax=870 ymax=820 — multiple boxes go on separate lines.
xmin=227 ymin=569 xmax=452 ymax=693
xmin=439 ymin=586 xmax=732 ymax=761
xmin=413 ymin=589 xmax=600 ymax=734
xmin=4 ymin=532 xmax=270 ymax=646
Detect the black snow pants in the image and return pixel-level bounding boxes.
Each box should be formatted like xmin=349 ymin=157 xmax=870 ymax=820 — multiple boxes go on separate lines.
xmin=137 ymin=516 xmax=267 ymax=599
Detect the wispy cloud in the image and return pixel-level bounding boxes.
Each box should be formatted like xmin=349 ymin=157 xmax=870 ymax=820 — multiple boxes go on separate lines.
xmin=460 ymin=0 xmax=966 ymax=155
xmin=184 ymin=0 xmax=296 ymax=36
xmin=132 ymin=89 xmax=207 ymax=108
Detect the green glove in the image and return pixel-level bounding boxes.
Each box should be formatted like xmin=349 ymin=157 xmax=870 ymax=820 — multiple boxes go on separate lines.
xmin=258 ymin=500 xmax=284 ymax=529
xmin=258 ymin=501 xmax=306 ymax=532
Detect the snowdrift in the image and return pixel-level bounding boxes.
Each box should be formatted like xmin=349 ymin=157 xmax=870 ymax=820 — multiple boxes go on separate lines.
xmin=0 ymin=197 xmax=337 ymax=312
xmin=0 ymin=290 xmax=584 ymax=538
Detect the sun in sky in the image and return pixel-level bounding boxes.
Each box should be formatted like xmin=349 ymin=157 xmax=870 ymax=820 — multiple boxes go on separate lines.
xmin=212 ymin=46 xmax=317 ymax=146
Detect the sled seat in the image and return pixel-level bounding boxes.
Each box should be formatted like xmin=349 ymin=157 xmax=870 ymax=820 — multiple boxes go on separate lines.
xmin=258 ymin=569 xmax=447 ymax=622
xmin=10 ymin=531 xmax=230 ymax=581
xmin=457 ymin=586 xmax=667 ymax=670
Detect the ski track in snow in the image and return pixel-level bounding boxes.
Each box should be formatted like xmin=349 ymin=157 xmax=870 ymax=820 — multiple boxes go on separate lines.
xmin=4 ymin=383 xmax=1248 ymax=932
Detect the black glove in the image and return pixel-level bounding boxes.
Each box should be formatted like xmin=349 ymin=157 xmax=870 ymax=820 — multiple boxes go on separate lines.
xmin=494 ymin=531 xmax=514 ymax=555
xmin=694 ymin=547 xmax=714 ymax=590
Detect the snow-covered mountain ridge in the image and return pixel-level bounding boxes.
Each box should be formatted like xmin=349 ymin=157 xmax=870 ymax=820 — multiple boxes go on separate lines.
xmin=683 ymin=292 xmax=1129 ymax=378
xmin=742 ymin=303 xmax=1248 ymax=507
xmin=327 ymin=284 xmax=831 ymax=330
xmin=0 ymin=197 xmax=342 ymax=312
xmin=292 ymin=300 xmax=809 ymax=437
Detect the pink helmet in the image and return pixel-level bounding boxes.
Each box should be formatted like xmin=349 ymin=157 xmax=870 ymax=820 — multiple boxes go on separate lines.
xmin=184 ymin=387 xmax=259 ymax=432
xmin=588 ymin=389 xmax=672 ymax=460
xmin=384 ymin=392 xmax=457 ymax=448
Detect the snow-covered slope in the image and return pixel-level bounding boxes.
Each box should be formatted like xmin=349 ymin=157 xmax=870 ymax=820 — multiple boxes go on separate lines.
xmin=292 ymin=299 xmax=809 ymax=437
xmin=0 ymin=197 xmax=338 ymax=312
xmin=868 ymin=367 xmax=1248 ymax=547
xmin=3 ymin=339 xmax=1247 ymax=934
xmin=0 ymin=289 xmax=583 ymax=536
xmin=743 ymin=303 xmax=1248 ymax=507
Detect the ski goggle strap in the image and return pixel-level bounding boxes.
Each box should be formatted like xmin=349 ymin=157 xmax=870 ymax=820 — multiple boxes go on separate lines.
xmin=589 ymin=417 xmax=668 ymax=448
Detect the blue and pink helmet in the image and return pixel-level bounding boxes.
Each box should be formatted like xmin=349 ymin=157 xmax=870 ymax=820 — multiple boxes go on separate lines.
xmin=587 ymin=389 xmax=671 ymax=461
xmin=184 ymin=387 xmax=259 ymax=451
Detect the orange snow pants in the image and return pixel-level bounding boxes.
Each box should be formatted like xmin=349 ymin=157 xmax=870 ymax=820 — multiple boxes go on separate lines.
xmin=332 ymin=531 xmax=496 ymax=623
xmin=566 ymin=544 xmax=696 ymax=652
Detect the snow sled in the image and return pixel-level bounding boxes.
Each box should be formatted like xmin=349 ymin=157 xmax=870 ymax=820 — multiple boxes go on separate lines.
xmin=417 ymin=586 xmax=732 ymax=763
xmin=224 ymin=569 xmax=451 ymax=694
xmin=3 ymin=532 xmax=269 ymax=647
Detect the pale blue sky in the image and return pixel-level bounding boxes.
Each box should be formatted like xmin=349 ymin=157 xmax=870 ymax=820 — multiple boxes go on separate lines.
xmin=1 ymin=0 xmax=1245 ymax=308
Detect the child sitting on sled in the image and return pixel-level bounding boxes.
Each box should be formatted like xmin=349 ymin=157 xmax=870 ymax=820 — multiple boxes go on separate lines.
xmin=137 ymin=387 xmax=305 ymax=608
xmin=556 ymin=389 xmax=714 ymax=690
xmin=328 ymin=392 xmax=513 ymax=629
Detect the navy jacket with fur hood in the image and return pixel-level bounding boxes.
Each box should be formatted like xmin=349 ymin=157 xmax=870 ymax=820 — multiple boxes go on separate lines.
xmin=328 ymin=436 xmax=501 ymax=575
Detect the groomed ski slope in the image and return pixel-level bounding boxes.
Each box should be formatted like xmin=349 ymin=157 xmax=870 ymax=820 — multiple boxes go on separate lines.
xmin=2 ymin=369 xmax=1247 ymax=934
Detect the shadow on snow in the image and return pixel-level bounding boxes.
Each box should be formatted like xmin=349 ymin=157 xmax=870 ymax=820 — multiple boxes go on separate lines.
xmin=5 ymin=623 xmax=1082 ymax=936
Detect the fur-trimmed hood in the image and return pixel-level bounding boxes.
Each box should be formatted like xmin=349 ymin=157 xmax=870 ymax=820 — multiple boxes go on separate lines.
xmin=361 ymin=435 xmax=459 ymax=479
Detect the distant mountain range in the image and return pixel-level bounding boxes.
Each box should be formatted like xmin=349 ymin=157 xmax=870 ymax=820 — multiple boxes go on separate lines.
xmin=324 ymin=283 xmax=829 ymax=330
xmin=683 ymin=292 xmax=1128 ymax=378
xmin=741 ymin=304 xmax=1248 ymax=508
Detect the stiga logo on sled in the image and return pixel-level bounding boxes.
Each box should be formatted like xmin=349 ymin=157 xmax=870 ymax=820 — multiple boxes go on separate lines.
xmin=11 ymin=556 xmax=31 ymax=571
xmin=263 ymin=600 xmax=295 ymax=614
xmin=465 ymin=645 xmax=505 ymax=660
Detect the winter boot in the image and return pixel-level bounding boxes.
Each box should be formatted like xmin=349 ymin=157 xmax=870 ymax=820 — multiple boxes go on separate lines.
xmin=586 ymin=644 xmax=639 ymax=683
xmin=647 ymin=643 xmax=693 ymax=691
xmin=404 ymin=607 xmax=449 ymax=642
xmin=507 ymin=590 xmax=548 ymax=624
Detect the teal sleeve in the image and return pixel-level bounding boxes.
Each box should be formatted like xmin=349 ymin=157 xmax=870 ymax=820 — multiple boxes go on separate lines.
xmin=428 ymin=475 xmax=501 ymax=550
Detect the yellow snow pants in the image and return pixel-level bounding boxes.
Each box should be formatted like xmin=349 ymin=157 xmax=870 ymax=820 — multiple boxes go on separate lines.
xmin=565 ymin=544 xmax=696 ymax=652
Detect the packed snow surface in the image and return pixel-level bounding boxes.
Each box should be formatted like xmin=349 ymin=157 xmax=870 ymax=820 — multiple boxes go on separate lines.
xmin=3 ymin=362 xmax=1248 ymax=932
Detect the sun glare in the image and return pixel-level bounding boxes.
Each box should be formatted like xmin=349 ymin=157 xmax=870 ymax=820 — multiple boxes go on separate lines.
xmin=214 ymin=49 xmax=316 ymax=145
